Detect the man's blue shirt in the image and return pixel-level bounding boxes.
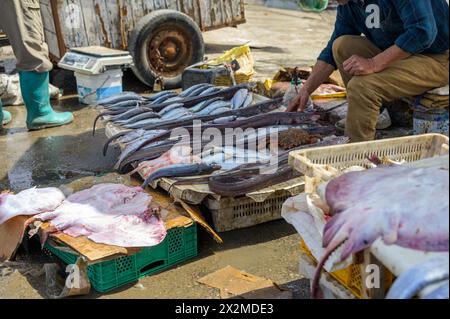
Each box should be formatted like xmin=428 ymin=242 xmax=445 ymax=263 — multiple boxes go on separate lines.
xmin=318 ymin=0 xmax=449 ymax=68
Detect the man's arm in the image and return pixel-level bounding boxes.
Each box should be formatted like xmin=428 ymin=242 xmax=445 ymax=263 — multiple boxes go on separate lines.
xmin=287 ymin=61 xmax=335 ymax=112
xmin=288 ymin=5 xmax=359 ymax=112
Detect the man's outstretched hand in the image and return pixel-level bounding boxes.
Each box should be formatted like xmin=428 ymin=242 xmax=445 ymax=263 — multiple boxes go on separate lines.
xmin=286 ymin=87 xmax=311 ymax=112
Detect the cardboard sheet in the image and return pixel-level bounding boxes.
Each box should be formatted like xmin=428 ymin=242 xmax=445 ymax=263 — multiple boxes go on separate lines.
xmin=198 ymin=266 xmax=292 ymax=299
xmin=0 ymin=215 xmax=28 ymax=261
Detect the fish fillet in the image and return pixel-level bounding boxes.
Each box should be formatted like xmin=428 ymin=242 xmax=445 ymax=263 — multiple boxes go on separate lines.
xmin=0 ymin=187 xmax=65 ymax=225
xmin=35 ymin=184 xmax=166 ymax=247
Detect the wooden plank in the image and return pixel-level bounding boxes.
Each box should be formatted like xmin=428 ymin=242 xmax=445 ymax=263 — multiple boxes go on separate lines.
xmin=80 ymin=1 xmax=103 ymax=46
xmin=40 ymin=0 xmax=60 ymax=58
xmin=142 ymin=0 xmax=156 ymax=14
xmin=62 ymin=0 xmax=90 ymax=48
xmin=93 ymin=0 xmax=113 ymax=48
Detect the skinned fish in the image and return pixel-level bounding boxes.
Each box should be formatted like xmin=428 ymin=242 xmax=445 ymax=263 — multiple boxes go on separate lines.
xmin=312 ymin=164 xmax=450 ymax=298
xmin=33 ymin=184 xmax=167 ymax=247
xmin=0 ymin=188 xmax=65 ymax=225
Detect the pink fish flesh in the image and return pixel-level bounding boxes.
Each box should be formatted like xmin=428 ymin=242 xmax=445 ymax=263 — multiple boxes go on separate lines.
xmin=0 ymin=187 xmax=65 ymax=225
xmin=35 ymin=184 xmax=166 ymax=247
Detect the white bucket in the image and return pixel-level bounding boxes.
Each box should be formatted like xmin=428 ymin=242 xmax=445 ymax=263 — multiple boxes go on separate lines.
xmin=75 ymin=69 xmax=123 ymax=105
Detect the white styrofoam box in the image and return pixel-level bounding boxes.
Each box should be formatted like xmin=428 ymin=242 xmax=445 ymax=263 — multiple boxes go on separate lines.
xmin=75 ymin=69 xmax=123 ymax=105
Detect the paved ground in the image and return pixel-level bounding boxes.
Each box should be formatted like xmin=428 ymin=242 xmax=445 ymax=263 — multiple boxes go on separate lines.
xmin=0 ymin=3 xmax=336 ymax=299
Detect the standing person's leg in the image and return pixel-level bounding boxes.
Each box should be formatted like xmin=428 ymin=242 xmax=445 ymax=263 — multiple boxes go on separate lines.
xmin=0 ymin=0 xmax=73 ymax=130
xmin=345 ymin=53 xmax=449 ymax=141
xmin=0 ymin=99 xmax=12 ymax=126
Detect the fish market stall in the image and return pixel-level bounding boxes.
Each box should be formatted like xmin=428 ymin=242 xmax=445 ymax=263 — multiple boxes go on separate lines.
xmin=285 ymin=134 xmax=449 ymax=299
xmin=93 ymin=83 xmax=346 ymax=232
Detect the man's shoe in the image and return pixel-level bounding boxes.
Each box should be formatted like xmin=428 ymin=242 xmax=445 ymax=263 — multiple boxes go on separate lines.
xmin=335 ymin=109 xmax=392 ymax=132
xmin=19 ymin=71 xmax=73 ymax=131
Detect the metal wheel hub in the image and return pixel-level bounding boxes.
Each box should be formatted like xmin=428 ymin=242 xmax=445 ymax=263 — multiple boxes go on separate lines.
xmin=147 ymin=26 xmax=193 ymax=77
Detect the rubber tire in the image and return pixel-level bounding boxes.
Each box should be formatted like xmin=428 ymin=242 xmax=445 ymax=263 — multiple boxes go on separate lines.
xmin=129 ymin=9 xmax=205 ymax=89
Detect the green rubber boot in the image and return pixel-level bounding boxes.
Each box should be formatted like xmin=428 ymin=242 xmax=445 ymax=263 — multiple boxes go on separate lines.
xmin=19 ymin=71 xmax=73 ymax=130
xmin=0 ymin=99 xmax=12 ymax=126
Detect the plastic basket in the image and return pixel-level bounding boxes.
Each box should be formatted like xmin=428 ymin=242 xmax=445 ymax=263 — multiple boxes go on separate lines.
xmin=204 ymin=191 xmax=296 ymax=232
xmin=289 ymin=134 xmax=449 ymax=192
xmin=299 ymin=238 xmax=393 ymax=298
xmin=44 ymin=224 xmax=197 ymax=293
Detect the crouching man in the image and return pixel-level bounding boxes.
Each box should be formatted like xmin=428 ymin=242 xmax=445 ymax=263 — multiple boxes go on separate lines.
xmin=287 ymin=0 xmax=449 ymax=142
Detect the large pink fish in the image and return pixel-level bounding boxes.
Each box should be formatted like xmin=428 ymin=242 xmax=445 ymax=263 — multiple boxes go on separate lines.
xmin=312 ymin=165 xmax=449 ymax=298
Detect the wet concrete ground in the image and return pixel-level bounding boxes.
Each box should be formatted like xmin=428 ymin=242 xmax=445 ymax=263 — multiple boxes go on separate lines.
xmin=0 ymin=4 xmax=336 ymax=299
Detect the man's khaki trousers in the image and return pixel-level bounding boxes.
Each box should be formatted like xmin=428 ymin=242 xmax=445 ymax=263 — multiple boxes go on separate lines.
xmin=332 ymin=35 xmax=449 ymax=142
xmin=0 ymin=0 xmax=52 ymax=72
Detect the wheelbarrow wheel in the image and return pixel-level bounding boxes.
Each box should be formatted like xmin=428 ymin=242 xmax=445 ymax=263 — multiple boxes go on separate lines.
xmin=129 ymin=9 xmax=205 ymax=89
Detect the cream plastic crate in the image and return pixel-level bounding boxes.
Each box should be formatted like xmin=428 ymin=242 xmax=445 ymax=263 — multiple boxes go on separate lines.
xmin=203 ymin=191 xmax=295 ymax=232
xmin=288 ymin=134 xmax=449 ymax=193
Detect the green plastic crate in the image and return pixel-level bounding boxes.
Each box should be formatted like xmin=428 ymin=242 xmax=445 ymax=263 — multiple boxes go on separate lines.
xmin=44 ymin=223 xmax=197 ymax=293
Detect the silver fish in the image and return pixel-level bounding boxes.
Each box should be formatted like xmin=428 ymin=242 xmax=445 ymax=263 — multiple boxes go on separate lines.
xmin=162 ymin=108 xmax=191 ymax=120
xmin=158 ymin=103 xmax=184 ymax=117
xmin=209 ymin=106 xmax=231 ymax=116
xmin=123 ymin=118 xmax=161 ymax=129
xmin=199 ymin=86 xmax=221 ymax=96
xmin=179 ymin=83 xmax=211 ymax=98
xmin=189 ymin=97 xmax=224 ymax=113
xmin=116 ymin=111 xmax=160 ymax=125
xmin=386 ymin=256 xmax=449 ymax=299
xmin=211 ymin=115 xmax=236 ymax=124
xmin=151 ymin=92 xmax=178 ymax=105
xmin=423 ymin=281 xmax=449 ymax=299
xmin=241 ymin=92 xmax=253 ymax=108
xmin=97 ymin=92 xmax=143 ymax=106
xmin=231 ymin=89 xmax=248 ymax=109
xmin=147 ymin=90 xmax=177 ymax=101
xmin=196 ymin=101 xmax=231 ymax=116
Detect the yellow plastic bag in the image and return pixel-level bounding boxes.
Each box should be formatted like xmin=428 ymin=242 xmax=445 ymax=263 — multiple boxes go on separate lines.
xmin=207 ymin=44 xmax=255 ymax=78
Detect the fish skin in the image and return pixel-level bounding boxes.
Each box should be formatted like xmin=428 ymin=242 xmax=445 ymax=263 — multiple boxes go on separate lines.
xmin=187 ymin=85 xmax=213 ymax=98
xmin=123 ymin=118 xmax=161 ymax=129
xmin=101 ymin=99 xmax=141 ymax=110
xmin=241 ymin=92 xmax=253 ymax=108
xmin=199 ymin=86 xmax=221 ymax=97
xmin=386 ymin=256 xmax=449 ymax=299
xmin=116 ymin=111 xmax=160 ymax=125
xmin=189 ymin=97 xmax=224 ymax=113
xmin=179 ymin=83 xmax=211 ymax=98
xmin=196 ymin=101 xmax=231 ymax=116
xmin=110 ymin=107 xmax=148 ymax=122
xmin=114 ymin=133 xmax=168 ymax=169
xmin=231 ymin=89 xmax=248 ymax=109
xmin=209 ymin=106 xmax=231 ymax=116
xmin=211 ymin=115 xmax=236 ymax=124
xmin=164 ymin=96 xmax=184 ymax=104
xmin=158 ymin=103 xmax=184 ymax=117
xmin=161 ymin=108 xmax=191 ymax=120
xmin=147 ymin=90 xmax=177 ymax=101
xmin=96 ymin=92 xmax=142 ymax=106
xmin=141 ymin=163 xmax=221 ymax=188
xmin=150 ymin=92 xmax=178 ymax=105
xmin=423 ymin=281 xmax=449 ymax=299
